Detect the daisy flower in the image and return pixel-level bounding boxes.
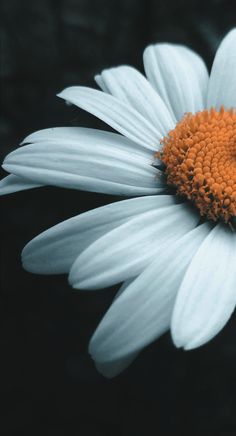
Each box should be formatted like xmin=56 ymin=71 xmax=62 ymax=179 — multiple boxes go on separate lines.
xmin=1 ymin=29 xmax=236 ymax=378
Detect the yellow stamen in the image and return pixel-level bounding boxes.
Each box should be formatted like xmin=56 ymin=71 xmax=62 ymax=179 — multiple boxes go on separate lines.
xmin=158 ymin=107 xmax=236 ymax=223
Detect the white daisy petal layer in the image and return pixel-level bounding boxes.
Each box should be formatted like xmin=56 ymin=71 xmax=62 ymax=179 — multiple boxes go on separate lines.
xmin=57 ymin=87 xmax=162 ymax=150
xmin=3 ymin=128 xmax=163 ymax=196
xmin=22 ymin=195 xmax=175 ymax=274
xmin=95 ymin=66 xmax=175 ymax=135
xmin=143 ymin=43 xmax=208 ymax=121
xmin=171 ymin=223 xmax=236 ymax=350
xmin=89 ymin=223 xmax=211 ymax=365
xmin=69 ymin=202 xmax=199 ymax=290
xmin=21 ymin=126 xmax=154 ymax=159
xmin=95 ymin=278 xmax=139 ymax=378
xmin=207 ymin=29 xmax=236 ymax=110
xmin=0 ymin=174 xmax=42 ymax=195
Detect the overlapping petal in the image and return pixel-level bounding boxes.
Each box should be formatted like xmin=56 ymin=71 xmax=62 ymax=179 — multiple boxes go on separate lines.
xmin=22 ymin=195 xmax=175 ymax=274
xmin=57 ymin=87 xmax=162 ymax=149
xmin=69 ymin=202 xmax=199 ymax=290
xmin=207 ymin=29 xmax=236 ymax=110
xmin=143 ymin=43 xmax=208 ymax=121
xmin=95 ymin=66 xmax=175 ymax=134
xmin=171 ymin=224 xmax=236 ymax=349
xmin=89 ymin=223 xmax=211 ymax=368
xmin=3 ymin=128 xmax=163 ymax=196
xmin=21 ymin=126 xmax=153 ymax=158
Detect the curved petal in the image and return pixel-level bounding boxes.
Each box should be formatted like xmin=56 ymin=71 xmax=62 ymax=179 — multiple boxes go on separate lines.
xmin=171 ymin=223 xmax=236 ymax=350
xmin=89 ymin=222 xmax=211 ymax=363
xmin=21 ymin=127 xmax=154 ymax=159
xmin=94 ymin=74 xmax=110 ymax=93
xmin=69 ymin=202 xmax=199 ymax=290
xmin=207 ymin=29 xmax=236 ymax=110
xmin=95 ymin=66 xmax=175 ymax=134
xmin=3 ymin=128 xmax=163 ymax=196
xmin=57 ymin=87 xmax=162 ymax=150
xmin=93 ymin=278 xmax=139 ymax=378
xmin=143 ymin=43 xmax=208 ymax=121
xmin=22 ymin=195 xmax=175 ymax=274
xmin=0 ymin=174 xmax=42 ymax=195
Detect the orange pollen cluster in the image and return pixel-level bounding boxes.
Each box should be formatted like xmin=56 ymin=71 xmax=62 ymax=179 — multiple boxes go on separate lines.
xmin=158 ymin=107 xmax=236 ymax=223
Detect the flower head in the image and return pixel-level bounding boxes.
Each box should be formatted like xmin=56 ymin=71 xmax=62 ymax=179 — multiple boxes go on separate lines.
xmin=159 ymin=107 xmax=236 ymax=222
xmin=1 ymin=29 xmax=236 ymax=378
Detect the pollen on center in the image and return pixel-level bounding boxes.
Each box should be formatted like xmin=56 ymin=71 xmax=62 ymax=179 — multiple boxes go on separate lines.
xmin=158 ymin=107 xmax=236 ymax=223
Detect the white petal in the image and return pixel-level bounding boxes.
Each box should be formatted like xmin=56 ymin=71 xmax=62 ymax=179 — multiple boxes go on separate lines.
xmin=143 ymin=43 xmax=208 ymax=121
xmin=21 ymin=127 xmax=153 ymax=158
xmin=0 ymin=174 xmax=42 ymax=195
xmin=57 ymin=87 xmax=162 ymax=149
xmin=22 ymin=195 xmax=174 ymax=274
xmin=94 ymin=74 xmax=110 ymax=93
xmin=171 ymin=223 xmax=236 ymax=350
xmin=95 ymin=66 xmax=175 ymax=134
xmin=3 ymin=128 xmax=163 ymax=196
xmin=89 ymin=222 xmax=211 ymax=363
xmin=207 ymin=29 xmax=236 ymax=109
xmin=94 ymin=278 xmax=139 ymax=377
xmin=69 ymin=202 xmax=199 ymax=289
xmin=22 ymin=126 xmax=154 ymax=161
xmin=114 ymin=278 xmax=135 ymax=301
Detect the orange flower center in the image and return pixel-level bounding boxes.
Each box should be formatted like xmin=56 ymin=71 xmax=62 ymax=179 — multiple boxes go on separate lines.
xmin=158 ymin=107 xmax=236 ymax=223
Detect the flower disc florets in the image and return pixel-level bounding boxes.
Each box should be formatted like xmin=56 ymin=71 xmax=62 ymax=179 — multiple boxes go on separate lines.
xmin=158 ymin=107 xmax=236 ymax=223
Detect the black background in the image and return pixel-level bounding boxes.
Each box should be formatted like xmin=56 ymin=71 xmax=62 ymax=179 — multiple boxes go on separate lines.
xmin=1 ymin=1 xmax=236 ymax=435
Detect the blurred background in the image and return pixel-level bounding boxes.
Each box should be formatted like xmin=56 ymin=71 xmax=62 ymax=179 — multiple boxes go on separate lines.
xmin=1 ymin=0 xmax=236 ymax=434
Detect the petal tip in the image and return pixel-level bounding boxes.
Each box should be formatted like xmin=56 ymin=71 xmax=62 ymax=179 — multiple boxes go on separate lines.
xmin=68 ymin=272 xmax=85 ymax=290
xmin=88 ymin=345 xmax=113 ymax=378
xmin=183 ymin=342 xmax=196 ymax=351
xmin=56 ymin=87 xmax=72 ymax=99
xmin=170 ymin=322 xmax=185 ymax=349
xmin=171 ymin=334 xmax=184 ymax=349
xmin=56 ymin=91 xmax=65 ymax=99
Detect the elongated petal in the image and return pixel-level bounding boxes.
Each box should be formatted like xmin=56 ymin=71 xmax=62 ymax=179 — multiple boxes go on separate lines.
xmin=95 ymin=66 xmax=175 ymax=134
xmin=171 ymin=223 xmax=236 ymax=350
xmin=3 ymin=128 xmax=163 ymax=196
xmin=69 ymin=202 xmax=199 ymax=289
xmin=207 ymin=29 xmax=236 ymax=110
xmin=94 ymin=278 xmax=139 ymax=377
xmin=143 ymin=43 xmax=208 ymax=121
xmin=57 ymin=87 xmax=162 ymax=149
xmin=89 ymin=223 xmax=211 ymax=364
xmin=22 ymin=195 xmax=175 ymax=274
xmin=0 ymin=174 xmax=42 ymax=195
xmin=22 ymin=126 xmax=156 ymax=163
xmin=21 ymin=127 xmax=153 ymax=158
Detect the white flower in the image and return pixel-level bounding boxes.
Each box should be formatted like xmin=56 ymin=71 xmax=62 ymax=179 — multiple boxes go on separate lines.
xmin=2 ymin=29 xmax=236 ymax=378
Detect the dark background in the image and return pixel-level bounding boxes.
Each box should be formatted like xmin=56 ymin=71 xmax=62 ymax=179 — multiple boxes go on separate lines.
xmin=1 ymin=1 xmax=236 ymax=435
